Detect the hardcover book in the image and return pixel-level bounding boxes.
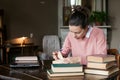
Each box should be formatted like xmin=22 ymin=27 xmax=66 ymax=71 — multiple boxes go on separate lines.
xmin=15 ymin=56 xmax=38 ymax=61
xmin=48 ymin=75 xmax=84 ymax=80
xmin=87 ymin=55 xmax=116 ymax=63
xmin=51 ymin=63 xmax=83 ymax=72
xmin=10 ymin=62 xmax=40 ymax=67
xmin=47 ymin=69 xmax=84 ymax=77
xmin=87 ymin=61 xmax=116 ymax=69
xmin=84 ymin=66 xmax=119 ymax=75
xmin=85 ymin=74 xmax=109 ymax=80
xmin=15 ymin=60 xmax=38 ymax=63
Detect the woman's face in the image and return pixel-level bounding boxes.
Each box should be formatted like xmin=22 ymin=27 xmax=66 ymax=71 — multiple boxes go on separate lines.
xmin=69 ymin=25 xmax=88 ymax=39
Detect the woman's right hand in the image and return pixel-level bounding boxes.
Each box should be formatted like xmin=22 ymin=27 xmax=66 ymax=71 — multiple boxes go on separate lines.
xmin=52 ymin=51 xmax=63 ymax=60
xmin=52 ymin=51 xmax=59 ymax=60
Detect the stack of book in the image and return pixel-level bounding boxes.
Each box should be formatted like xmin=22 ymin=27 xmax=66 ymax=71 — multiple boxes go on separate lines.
xmin=10 ymin=56 xmax=40 ymax=67
xmin=47 ymin=62 xmax=84 ymax=77
xmin=85 ymin=55 xmax=119 ymax=76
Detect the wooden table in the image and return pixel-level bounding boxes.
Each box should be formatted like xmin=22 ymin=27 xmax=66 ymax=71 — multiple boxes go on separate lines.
xmin=0 ymin=60 xmax=119 ymax=80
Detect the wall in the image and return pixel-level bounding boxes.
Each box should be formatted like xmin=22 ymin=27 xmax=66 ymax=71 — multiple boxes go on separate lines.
xmin=0 ymin=0 xmax=58 ymax=50
xmin=108 ymin=0 xmax=120 ymax=52
xmin=1 ymin=0 xmax=120 ymax=52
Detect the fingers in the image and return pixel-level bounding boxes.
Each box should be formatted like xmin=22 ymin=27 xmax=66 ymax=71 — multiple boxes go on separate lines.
xmin=52 ymin=51 xmax=59 ymax=60
xmin=52 ymin=51 xmax=64 ymax=60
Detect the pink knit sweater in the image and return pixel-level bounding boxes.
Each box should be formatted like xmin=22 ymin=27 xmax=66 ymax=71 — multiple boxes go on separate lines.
xmin=61 ymin=27 xmax=107 ymax=65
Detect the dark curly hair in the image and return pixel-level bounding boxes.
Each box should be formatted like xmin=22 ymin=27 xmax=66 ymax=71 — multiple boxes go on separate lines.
xmin=69 ymin=5 xmax=90 ymax=29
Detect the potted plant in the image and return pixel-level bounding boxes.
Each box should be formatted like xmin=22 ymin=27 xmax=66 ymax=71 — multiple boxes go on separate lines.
xmin=89 ymin=11 xmax=107 ymax=26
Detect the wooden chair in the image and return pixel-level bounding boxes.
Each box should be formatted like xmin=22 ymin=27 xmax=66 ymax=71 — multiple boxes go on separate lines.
xmin=107 ymin=49 xmax=120 ymax=69
xmin=107 ymin=49 xmax=120 ymax=80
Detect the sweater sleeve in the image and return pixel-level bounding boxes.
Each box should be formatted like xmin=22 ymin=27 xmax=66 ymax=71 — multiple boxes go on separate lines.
xmin=96 ymin=29 xmax=107 ymax=55
xmin=61 ymin=33 xmax=71 ymax=56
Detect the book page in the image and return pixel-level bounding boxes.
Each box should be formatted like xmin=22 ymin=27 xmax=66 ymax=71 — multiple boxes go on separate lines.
xmin=53 ymin=57 xmax=81 ymax=64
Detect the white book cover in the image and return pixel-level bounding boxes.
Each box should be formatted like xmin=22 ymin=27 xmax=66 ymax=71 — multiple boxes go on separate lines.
xmin=15 ymin=56 xmax=38 ymax=61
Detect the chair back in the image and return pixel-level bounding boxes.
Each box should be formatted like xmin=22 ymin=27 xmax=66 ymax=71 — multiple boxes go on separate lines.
xmin=42 ymin=35 xmax=60 ymax=58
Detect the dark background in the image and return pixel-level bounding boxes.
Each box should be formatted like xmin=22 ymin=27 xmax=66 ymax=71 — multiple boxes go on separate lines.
xmin=0 ymin=0 xmax=58 ymax=50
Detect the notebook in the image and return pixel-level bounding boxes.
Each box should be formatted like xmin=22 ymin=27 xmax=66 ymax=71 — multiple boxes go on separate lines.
xmin=10 ymin=63 xmax=40 ymax=68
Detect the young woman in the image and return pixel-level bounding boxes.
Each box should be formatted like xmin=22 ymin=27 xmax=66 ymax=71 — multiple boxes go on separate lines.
xmin=53 ymin=6 xmax=107 ymax=65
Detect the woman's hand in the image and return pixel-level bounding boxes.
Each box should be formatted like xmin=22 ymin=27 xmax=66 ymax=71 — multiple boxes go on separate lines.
xmin=52 ymin=51 xmax=59 ymax=60
xmin=64 ymin=57 xmax=81 ymax=63
xmin=52 ymin=51 xmax=63 ymax=60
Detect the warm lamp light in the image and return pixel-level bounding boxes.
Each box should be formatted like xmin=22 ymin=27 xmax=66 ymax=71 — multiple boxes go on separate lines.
xmin=6 ymin=36 xmax=33 ymax=45
xmin=20 ymin=37 xmax=27 ymax=46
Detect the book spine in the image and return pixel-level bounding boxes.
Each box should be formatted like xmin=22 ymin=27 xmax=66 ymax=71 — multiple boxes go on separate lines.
xmin=52 ymin=63 xmax=81 ymax=67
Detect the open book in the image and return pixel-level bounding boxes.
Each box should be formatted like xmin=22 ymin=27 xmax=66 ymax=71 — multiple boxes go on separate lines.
xmin=53 ymin=57 xmax=81 ymax=64
xmin=53 ymin=51 xmax=81 ymax=64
